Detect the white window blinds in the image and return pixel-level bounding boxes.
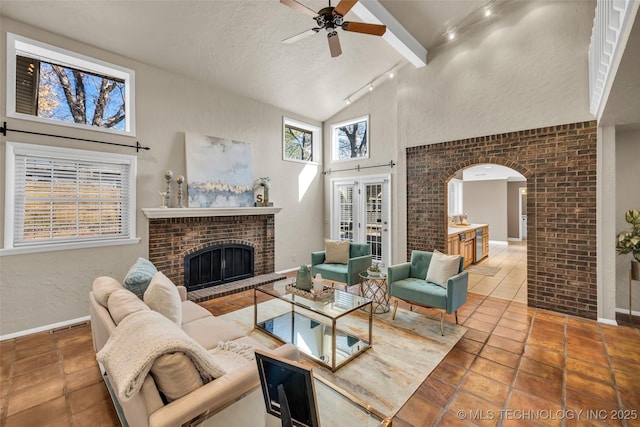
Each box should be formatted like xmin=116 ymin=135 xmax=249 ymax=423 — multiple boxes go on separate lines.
xmin=5 ymin=142 xmax=136 ymax=251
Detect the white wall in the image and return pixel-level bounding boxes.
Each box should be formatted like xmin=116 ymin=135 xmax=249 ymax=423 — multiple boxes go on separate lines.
xmin=326 ymin=0 xmax=595 ymax=263
xmin=615 ymin=128 xmax=640 ymax=313
xmin=0 ymin=18 xmax=324 ymax=336
xmin=463 ymin=180 xmax=508 ymax=242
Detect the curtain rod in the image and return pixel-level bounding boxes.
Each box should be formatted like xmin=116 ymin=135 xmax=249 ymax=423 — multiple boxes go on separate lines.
xmin=0 ymin=121 xmax=150 ymax=152
xmin=323 ymin=160 xmax=396 ymax=175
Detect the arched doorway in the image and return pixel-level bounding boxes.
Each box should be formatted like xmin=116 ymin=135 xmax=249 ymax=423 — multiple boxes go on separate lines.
xmin=446 ymin=163 xmax=527 ymax=304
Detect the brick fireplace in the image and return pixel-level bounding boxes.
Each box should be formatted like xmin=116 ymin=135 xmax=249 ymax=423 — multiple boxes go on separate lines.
xmin=143 ymin=208 xmax=279 ymax=293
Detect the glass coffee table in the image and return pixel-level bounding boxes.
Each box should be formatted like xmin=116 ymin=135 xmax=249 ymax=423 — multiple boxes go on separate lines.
xmin=254 ymin=279 xmax=373 ymax=372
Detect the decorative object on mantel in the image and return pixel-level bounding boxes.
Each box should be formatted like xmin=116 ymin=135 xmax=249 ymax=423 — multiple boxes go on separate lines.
xmin=176 ymin=175 xmax=185 ymax=208
xmin=164 ymin=170 xmax=174 ymax=208
xmin=616 ymin=209 xmax=640 ymax=280
xmin=254 ymin=177 xmax=272 ymax=207
xmin=185 ymin=133 xmax=254 ymax=208
xmin=295 ymin=265 xmax=313 ymax=291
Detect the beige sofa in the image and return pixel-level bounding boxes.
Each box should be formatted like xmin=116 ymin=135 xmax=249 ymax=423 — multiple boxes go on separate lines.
xmin=89 ymin=273 xmax=298 ymax=427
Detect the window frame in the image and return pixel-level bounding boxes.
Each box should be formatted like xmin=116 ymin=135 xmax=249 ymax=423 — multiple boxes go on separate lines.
xmin=2 ymin=142 xmax=139 ymax=256
xmin=282 ymin=117 xmax=321 ymax=164
xmin=6 ymin=32 xmax=136 ymax=136
xmin=330 ymin=115 xmax=370 ymax=162
xmin=448 ymin=178 xmax=463 ymax=216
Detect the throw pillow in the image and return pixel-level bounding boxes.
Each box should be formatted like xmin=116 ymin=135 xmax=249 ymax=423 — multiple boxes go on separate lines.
xmin=123 ymin=257 xmax=158 ymax=299
xmin=93 ymin=276 xmax=124 ymax=307
xmin=150 ymin=352 xmax=204 ymax=402
xmin=144 ymin=272 xmax=182 ymax=325
xmin=324 ymin=239 xmax=350 ymax=264
xmin=426 ymin=250 xmax=461 ymax=289
xmin=108 ymin=289 xmax=150 ymax=325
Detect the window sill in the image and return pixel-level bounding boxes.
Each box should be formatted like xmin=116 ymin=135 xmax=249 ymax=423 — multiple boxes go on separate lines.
xmin=0 ymin=238 xmax=141 ymax=257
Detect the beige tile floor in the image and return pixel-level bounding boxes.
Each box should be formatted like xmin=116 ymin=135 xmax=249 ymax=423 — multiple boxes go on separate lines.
xmin=467 ymin=241 xmax=527 ymax=303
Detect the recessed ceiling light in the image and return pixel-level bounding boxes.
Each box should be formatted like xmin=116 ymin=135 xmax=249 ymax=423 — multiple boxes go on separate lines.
xmin=484 ymin=166 xmax=492 ymax=169
xmin=388 ymin=72 xmax=394 ymax=79
xmin=484 ymin=8 xmax=492 ymax=17
xmin=448 ymin=32 xmax=456 ymax=41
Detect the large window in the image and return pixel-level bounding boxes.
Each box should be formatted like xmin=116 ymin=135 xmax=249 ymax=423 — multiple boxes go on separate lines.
xmin=6 ymin=33 xmax=136 ymax=136
xmin=3 ymin=142 xmax=138 ymax=255
xmin=282 ymin=117 xmax=321 ymax=163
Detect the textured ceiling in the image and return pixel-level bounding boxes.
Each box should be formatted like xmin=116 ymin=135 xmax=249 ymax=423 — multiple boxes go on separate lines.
xmin=1 ymin=0 xmax=496 ymax=121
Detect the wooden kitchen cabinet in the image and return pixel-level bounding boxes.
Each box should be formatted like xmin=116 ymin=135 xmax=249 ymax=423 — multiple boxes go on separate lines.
xmin=448 ymin=234 xmax=460 ymax=255
xmin=462 ymin=239 xmax=475 ymax=268
xmin=482 ymin=226 xmax=489 ymax=259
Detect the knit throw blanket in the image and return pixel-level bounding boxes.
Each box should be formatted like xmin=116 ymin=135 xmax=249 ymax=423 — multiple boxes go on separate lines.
xmin=97 ymin=310 xmax=227 ymax=402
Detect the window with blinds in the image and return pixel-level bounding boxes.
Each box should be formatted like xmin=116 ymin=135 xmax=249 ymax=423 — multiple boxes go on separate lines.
xmin=4 ymin=142 xmax=137 ymax=253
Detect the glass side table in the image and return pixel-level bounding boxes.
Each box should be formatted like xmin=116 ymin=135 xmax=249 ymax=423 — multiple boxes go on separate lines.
xmin=359 ymin=272 xmax=390 ymax=314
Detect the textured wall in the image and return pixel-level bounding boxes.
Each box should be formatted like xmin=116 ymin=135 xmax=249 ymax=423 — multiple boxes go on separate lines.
xmin=147 ymin=215 xmax=275 ymax=287
xmin=406 ymin=121 xmax=598 ymax=319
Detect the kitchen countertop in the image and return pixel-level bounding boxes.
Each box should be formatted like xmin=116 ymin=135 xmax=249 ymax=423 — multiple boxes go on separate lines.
xmin=447 ymin=223 xmax=488 ymax=237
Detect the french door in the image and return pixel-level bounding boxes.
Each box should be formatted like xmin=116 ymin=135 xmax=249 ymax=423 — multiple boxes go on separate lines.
xmin=331 ymin=175 xmax=391 ymax=269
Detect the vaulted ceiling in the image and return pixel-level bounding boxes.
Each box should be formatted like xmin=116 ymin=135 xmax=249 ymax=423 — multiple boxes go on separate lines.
xmin=0 ymin=0 xmax=502 ymax=121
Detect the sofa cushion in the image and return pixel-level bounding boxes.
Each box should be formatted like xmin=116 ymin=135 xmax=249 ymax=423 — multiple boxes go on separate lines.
xmin=150 ymin=352 xmax=204 ymax=402
xmin=426 ymin=250 xmax=461 ymax=289
xmin=123 ymin=257 xmax=158 ymax=299
xmin=108 ymin=289 xmax=150 ymax=325
xmin=182 ymin=300 xmax=213 ymax=324
xmin=324 ymin=239 xmax=350 ymax=264
xmin=144 ymin=272 xmax=182 ymax=325
xmin=182 ymin=316 xmax=246 ymax=350
xmin=93 ymin=276 xmax=124 ymax=307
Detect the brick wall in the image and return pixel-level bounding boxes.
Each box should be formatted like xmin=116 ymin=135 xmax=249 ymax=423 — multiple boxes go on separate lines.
xmin=406 ymin=121 xmax=598 ymax=319
xmin=147 ymin=215 xmax=275 ymax=287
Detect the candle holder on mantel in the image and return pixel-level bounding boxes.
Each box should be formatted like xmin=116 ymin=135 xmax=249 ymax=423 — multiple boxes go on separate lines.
xmin=176 ymin=175 xmax=185 ymax=208
xmin=164 ymin=170 xmax=174 ymax=208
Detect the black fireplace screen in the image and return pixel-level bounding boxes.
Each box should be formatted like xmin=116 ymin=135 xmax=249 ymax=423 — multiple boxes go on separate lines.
xmin=184 ymin=244 xmax=254 ymax=291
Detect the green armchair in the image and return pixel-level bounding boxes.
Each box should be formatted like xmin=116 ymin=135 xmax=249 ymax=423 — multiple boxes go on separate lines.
xmin=311 ymin=242 xmax=372 ymax=287
xmin=387 ymin=250 xmax=468 ymax=335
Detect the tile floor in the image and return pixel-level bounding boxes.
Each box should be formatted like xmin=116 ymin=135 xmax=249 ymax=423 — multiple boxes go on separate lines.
xmin=1 ymin=242 xmax=639 ymax=426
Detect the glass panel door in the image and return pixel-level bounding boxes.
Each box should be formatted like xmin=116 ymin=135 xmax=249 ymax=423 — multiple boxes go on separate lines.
xmin=331 ymin=175 xmax=391 ymax=269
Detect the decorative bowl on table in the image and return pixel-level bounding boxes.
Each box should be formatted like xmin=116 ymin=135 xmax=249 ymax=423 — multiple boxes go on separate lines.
xmin=367 ymin=267 xmax=381 ymax=277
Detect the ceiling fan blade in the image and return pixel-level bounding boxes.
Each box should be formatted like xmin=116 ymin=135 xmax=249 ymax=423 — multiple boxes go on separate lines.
xmin=334 ymin=0 xmax=358 ymax=17
xmin=327 ymin=31 xmax=342 ymax=57
xmin=342 ymin=21 xmax=387 ymax=36
xmin=280 ymin=0 xmax=318 ymax=17
xmin=282 ymin=28 xmax=319 ymax=44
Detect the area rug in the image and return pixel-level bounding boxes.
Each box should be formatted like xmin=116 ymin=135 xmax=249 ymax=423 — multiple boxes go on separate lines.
xmin=465 ymin=264 xmax=501 ymax=276
xmin=218 ymin=300 xmax=466 ymax=418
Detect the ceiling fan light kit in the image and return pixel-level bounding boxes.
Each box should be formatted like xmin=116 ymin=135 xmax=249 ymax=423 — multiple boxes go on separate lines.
xmin=281 ymin=0 xmax=387 ymax=57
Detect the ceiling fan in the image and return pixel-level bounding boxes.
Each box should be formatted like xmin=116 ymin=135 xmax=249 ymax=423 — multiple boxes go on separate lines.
xmin=281 ymin=0 xmax=387 ymax=57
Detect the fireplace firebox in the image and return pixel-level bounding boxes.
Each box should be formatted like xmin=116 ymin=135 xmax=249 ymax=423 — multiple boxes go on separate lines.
xmin=184 ymin=244 xmax=254 ymax=291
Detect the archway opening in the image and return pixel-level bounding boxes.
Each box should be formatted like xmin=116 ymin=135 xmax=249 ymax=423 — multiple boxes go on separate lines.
xmin=446 ymin=163 xmax=527 ymax=304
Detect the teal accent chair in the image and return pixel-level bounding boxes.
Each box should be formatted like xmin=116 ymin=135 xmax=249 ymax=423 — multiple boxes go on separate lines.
xmin=387 ymin=250 xmax=468 ymax=335
xmin=311 ymin=242 xmax=372 ymax=287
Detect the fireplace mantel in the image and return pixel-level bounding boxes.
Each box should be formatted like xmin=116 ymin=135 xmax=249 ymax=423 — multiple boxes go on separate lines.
xmin=142 ymin=207 xmax=281 ymax=219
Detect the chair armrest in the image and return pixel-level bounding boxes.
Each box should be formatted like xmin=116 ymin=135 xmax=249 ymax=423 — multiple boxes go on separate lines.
xmin=347 ymin=254 xmax=373 ymax=286
xmin=446 ymin=271 xmax=469 ymax=314
xmin=311 ymin=251 xmax=326 ymax=266
xmin=387 ymin=263 xmax=411 ymax=295
xmin=149 ymin=364 xmax=259 ymax=427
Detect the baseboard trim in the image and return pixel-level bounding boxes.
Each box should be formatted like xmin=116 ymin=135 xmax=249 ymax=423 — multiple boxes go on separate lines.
xmin=488 ymin=240 xmax=509 ymax=246
xmin=597 ymin=317 xmax=618 ymax=326
xmin=0 ymin=315 xmax=90 ymax=341
xmin=615 ymin=307 xmax=640 ymax=317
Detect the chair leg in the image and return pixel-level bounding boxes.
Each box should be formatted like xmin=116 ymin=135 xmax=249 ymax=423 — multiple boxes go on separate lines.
xmin=392 ymin=300 xmax=399 ymax=320
xmin=440 ymin=312 xmax=444 ymax=336
xmin=455 ymin=310 xmax=459 ymax=324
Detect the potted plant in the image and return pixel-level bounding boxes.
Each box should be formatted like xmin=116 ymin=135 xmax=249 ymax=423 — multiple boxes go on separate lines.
xmin=616 ymin=209 xmax=640 ymax=280
xmin=367 ymin=265 xmax=381 ymax=277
